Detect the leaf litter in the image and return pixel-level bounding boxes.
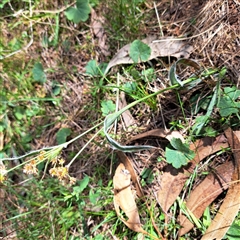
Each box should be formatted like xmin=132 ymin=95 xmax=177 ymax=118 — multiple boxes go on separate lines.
xmin=178 ymin=160 xmax=234 ymax=236
xmin=104 ymin=36 xmax=193 ymax=74
xmin=113 ymin=163 xmax=149 ymax=234
xmin=157 ymin=134 xmax=229 ymax=213
xmin=114 ymin=132 xmax=234 ymax=238
xmin=201 ymin=128 xmax=240 ymax=240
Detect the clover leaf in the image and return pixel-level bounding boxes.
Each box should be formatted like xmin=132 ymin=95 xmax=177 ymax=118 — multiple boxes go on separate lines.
xmin=129 ymin=40 xmax=151 ymax=63
xmin=165 ymin=138 xmax=195 ymax=169
xmin=65 ymin=0 xmax=91 ymax=24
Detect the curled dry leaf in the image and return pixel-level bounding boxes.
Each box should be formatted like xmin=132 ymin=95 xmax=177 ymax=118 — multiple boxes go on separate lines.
xmin=157 ymin=135 xmax=229 ymax=213
xmin=179 ymin=161 xmax=234 ymax=236
xmin=116 ymin=151 xmax=143 ymax=197
xmin=104 ymin=36 xmax=193 ymax=74
xmin=201 ymin=129 xmax=240 ymax=240
xmin=113 ymin=163 xmax=148 ymax=234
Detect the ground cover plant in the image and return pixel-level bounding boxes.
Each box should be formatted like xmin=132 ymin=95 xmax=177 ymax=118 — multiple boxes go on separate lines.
xmin=0 ymin=0 xmax=240 ymax=239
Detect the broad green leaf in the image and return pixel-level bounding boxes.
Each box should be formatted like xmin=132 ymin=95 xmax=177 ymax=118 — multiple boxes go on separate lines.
xmin=170 ymin=138 xmax=190 ymax=153
xmin=218 ymin=86 xmax=240 ymax=117
xmin=101 ymin=100 xmax=115 ymax=116
xmin=64 ymin=0 xmax=90 ymax=23
xmin=129 ymin=40 xmax=151 ymax=63
xmin=165 ymin=138 xmax=195 ymax=168
xmin=8 ymin=38 xmax=21 ymax=51
xmin=85 ymin=59 xmax=98 ymax=76
xmin=122 ymin=81 xmax=137 ymax=94
xmin=32 ymin=62 xmax=46 ymax=84
xmin=56 ymin=128 xmax=72 ymax=144
xmin=169 ymin=58 xmax=200 ymax=87
xmin=85 ymin=60 xmax=107 ymax=76
xmin=224 ymin=222 xmax=240 ymax=240
xmin=203 ymin=126 xmax=218 ymax=137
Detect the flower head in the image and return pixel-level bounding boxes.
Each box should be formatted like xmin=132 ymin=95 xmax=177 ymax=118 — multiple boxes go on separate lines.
xmin=23 ymin=160 xmax=38 ymax=175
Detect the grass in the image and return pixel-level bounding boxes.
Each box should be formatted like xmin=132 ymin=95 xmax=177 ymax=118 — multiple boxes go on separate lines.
xmin=0 ymin=0 xmax=240 ymax=239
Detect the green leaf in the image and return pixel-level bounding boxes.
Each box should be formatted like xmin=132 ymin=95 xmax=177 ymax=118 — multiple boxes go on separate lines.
xmin=32 ymin=62 xmax=46 ymax=84
xmin=141 ymin=168 xmax=154 ymax=184
xmin=122 ymin=81 xmax=137 ymax=94
xmin=94 ymin=234 xmax=104 ymax=240
xmin=224 ymin=222 xmax=240 ymax=240
xmin=129 ymin=40 xmax=151 ymax=63
xmin=52 ymin=86 xmax=61 ymax=96
xmin=203 ymin=126 xmax=218 ymax=137
xmin=89 ymin=189 xmax=101 ymax=204
xmin=165 ymin=138 xmax=195 ymax=168
xmin=85 ymin=60 xmax=107 ymax=76
xmin=141 ymin=168 xmax=152 ymax=179
xmin=0 ymin=0 xmax=10 ymax=8
xmin=141 ymin=68 xmax=155 ymax=82
xmin=218 ymin=87 xmax=240 ymax=117
xmin=85 ymin=59 xmax=98 ymax=76
xmin=190 ymin=94 xmax=211 ymax=114
xmin=56 ymin=128 xmax=72 ymax=144
xmin=14 ymin=106 xmax=25 ymax=120
xmin=64 ymin=0 xmax=91 ymax=23
xmin=192 ymin=79 xmax=220 ymax=135
xmin=73 ymin=175 xmax=89 ymax=194
xmin=0 ymin=122 xmax=5 ymax=132
xmin=101 ymin=100 xmax=115 ymax=116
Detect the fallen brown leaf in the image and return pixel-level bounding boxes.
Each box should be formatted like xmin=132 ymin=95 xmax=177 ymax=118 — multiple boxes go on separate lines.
xmin=116 ymin=151 xmax=143 ymax=197
xmin=113 ymin=163 xmax=147 ymax=234
xmin=179 ymin=160 xmax=234 ymax=236
xmin=201 ymin=129 xmax=240 ymax=239
xmin=157 ymin=135 xmax=229 ymax=213
xmin=104 ymin=36 xmax=193 ymax=74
